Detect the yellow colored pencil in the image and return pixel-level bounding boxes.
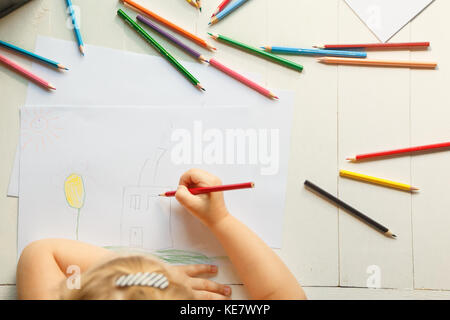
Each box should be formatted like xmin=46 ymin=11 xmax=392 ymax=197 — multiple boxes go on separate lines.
xmin=339 ymin=169 xmax=419 ymax=192
xmin=186 ymin=0 xmax=199 ymax=9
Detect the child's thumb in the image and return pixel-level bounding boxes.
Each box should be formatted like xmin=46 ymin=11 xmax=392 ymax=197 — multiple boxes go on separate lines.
xmin=175 ymin=185 xmax=201 ymax=213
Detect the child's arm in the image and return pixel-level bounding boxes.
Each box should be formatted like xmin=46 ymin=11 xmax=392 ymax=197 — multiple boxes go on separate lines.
xmin=175 ymin=169 xmax=306 ymax=300
xmin=16 ymin=238 xmax=114 ymax=299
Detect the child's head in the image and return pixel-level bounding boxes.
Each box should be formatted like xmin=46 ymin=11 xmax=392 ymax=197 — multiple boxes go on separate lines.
xmin=60 ymin=254 xmax=194 ymax=300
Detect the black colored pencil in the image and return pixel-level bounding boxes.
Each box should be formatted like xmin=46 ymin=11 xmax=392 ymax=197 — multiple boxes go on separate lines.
xmin=304 ymin=180 xmax=396 ymax=238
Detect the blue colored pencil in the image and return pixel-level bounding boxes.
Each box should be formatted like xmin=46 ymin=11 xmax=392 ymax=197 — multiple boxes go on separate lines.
xmin=0 ymin=40 xmax=68 ymax=70
xmin=209 ymin=0 xmax=250 ymax=25
xmin=262 ymin=46 xmax=367 ymax=58
xmin=65 ymin=0 xmax=85 ymax=55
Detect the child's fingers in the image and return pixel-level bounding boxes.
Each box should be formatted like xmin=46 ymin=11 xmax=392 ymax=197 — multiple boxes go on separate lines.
xmin=193 ymin=290 xmax=231 ymax=300
xmin=179 ymin=168 xmax=222 ymax=188
xmin=174 ymin=185 xmax=203 ymax=212
xmin=178 ymin=264 xmax=218 ymax=276
xmin=190 ymin=278 xmax=232 ymax=297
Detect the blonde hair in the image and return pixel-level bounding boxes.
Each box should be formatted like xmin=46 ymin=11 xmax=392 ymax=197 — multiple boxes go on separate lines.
xmin=60 ymin=254 xmax=194 ymax=300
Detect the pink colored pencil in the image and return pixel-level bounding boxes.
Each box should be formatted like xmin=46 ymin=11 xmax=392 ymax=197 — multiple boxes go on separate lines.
xmin=159 ymin=182 xmax=255 ymax=197
xmin=208 ymin=58 xmax=278 ymax=99
xmin=0 ymin=53 xmax=55 ymax=90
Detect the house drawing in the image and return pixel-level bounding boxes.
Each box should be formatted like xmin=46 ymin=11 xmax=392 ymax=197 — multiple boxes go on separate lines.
xmin=120 ymin=148 xmax=173 ymax=250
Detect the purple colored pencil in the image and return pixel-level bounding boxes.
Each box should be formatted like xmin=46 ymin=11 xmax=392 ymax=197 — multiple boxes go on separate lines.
xmin=136 ymin=15 xmax=208 ymax=63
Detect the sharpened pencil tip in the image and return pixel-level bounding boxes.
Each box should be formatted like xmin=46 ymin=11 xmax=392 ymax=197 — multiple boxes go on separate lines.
xmin=346 ymin=157 xmax=356 ymax=161
xmin=79 ymin=45 xmax=85 ymax=56
xmin=48 ymin=84 xmax=56 ymax=90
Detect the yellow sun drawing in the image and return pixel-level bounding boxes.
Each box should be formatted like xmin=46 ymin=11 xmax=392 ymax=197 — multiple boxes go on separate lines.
xmin=21 ymin=108 xmax=62 ymax=151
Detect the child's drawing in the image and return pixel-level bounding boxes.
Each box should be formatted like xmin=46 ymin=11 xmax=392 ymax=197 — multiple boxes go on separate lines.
xmin=120 ymin=147 xmax=173 ymax=250
xmin=64 ymin=174 xmax=85 ymax=240
xmin=21 ymin=109 xmax=61 ymax=151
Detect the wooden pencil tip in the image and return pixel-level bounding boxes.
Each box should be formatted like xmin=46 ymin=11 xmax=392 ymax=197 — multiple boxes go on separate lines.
xmin=346 ymin=157 xmax=356 ymax=161
xmin=269 ymin=92 xmax=279 ymax=99
xmin=48 ymin=84 xmax=56 ymax=90
xmin=251 ymin=182 xmax=255 ymax=188
xmin=197 ymin=83 xmax=206 ymax=91
xmin=79 ymin=45 xmax=85 ymax=56
xmin=158 ymin=193 xmax=165 ymax=197
xmin=411 ymin=187 xmax=420 ymax=191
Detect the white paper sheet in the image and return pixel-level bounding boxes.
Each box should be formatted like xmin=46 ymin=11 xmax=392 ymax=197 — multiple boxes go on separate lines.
xmin=345 ymin=0 xmax=434 ymax=42
xmin=18 ymin=102 xmax=293 ymax=257
xmin=8 ymin=36 xmax=266 ymax=197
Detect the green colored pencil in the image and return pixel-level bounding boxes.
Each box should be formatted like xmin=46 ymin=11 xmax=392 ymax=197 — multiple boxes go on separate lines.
xmin=117 ymin=9 xmax=205 ymax=91
xmin=208 ymin=33 xmax=303 ymax=72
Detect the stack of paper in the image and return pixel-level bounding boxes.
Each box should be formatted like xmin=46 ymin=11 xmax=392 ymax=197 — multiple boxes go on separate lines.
xmin=12 ymin=37 xmax=295 ymax=266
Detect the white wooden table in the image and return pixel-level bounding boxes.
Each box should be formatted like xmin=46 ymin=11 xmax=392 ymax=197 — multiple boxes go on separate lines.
xmin=1 ymin=0 xmax=450 ymax=300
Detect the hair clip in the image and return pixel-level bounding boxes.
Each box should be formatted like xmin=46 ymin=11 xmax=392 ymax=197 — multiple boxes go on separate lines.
xmin=115 ymin=272 xmax=169 ymax=289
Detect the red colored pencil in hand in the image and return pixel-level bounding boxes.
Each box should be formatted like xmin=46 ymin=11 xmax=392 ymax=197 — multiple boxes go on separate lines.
xmin=159 ymin=182 xmax=255 ymax=197
xmin=211 ymin=0 xmax=232 ymax=17
xmin=347 ymin=141 xmax=450 ymax=161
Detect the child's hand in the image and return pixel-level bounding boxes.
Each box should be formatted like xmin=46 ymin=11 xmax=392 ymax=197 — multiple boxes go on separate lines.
xmin=175 ymin=169 xmax=229 ymax=228
xmin=169 ymin=264 xmax=231 ymax=300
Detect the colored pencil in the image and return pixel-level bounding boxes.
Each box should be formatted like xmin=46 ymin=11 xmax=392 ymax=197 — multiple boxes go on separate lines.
xmin=262 ymin=46 xmax=367 ymax=58
xmin=121 ymin=0 xmax=216 ymax=51
xmin=304 ymin=180 xmax=396 ymax=238
xmin=210 ymin=0 xmax=250 ymax=25
xmin=0 ymin=40 xmax=68 ymax=70
xmin=315 ymin=42 xmax=430 ymax=50
xmin=185 ymin=0 xmax=199 ymax=9
xmin=339 ymin=170 xmax=418 ymax=192
xmin=347 ymin=141 xmax=450 ymax=161
xmin=196 ymin=0 xmax=202 ymax=12
xmin=318 ymin=57 xmax=437 ymax=69
xmin=117 ymin=10 xmax=205 ymax=91
xmin=208 ymin=33 xmax=303 ymax=72
xmin=0 ymin=53 xmax=55 ymax=90
xmin=65 ymin=0 xmax=85 ymax=55
xmin=209 ymin=58 xmax=278 ymax=99
xmin=137 ymin=15 xmax=208 ymax=63
xmin=159 ymin=182 xmax=255 ymax=197
xmin=212 ymin=0 xmax=232 ymax=16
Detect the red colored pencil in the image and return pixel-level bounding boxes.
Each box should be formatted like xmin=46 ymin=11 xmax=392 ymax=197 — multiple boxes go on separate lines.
xmin=159 ymin=182 xmax=255 ymax=197
xmin=314 ymin=42 xmax=430 ymax=50
xmin=211 ymin=0 xmax=232 ymax=16
xmin=208 ymin=58 xmax=278 ymax=99
xmin=347 ymin=142 xmax=450 ymax=161
xmin=0 ymin=53 xmax=55 ymax=90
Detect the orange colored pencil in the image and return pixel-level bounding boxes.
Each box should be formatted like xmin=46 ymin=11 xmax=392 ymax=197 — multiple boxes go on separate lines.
xmin=121 ymin=0 xmax=215 ymax=51
xmin=318 ymin=57 xmax=437 ymax=69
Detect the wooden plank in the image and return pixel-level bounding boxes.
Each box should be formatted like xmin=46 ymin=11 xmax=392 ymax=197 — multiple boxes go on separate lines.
xmin=409 ymin=0 xmax=450 ymax=290
xmin=0 ymin=286 xmax=17 ymax=300
xmin=304 ymin=286 xmax=450 ymax=300
xmin=265 ymin=0 xmax=340 ymax=287
xmin=337 ymin=1 xmax=413 ymax=288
